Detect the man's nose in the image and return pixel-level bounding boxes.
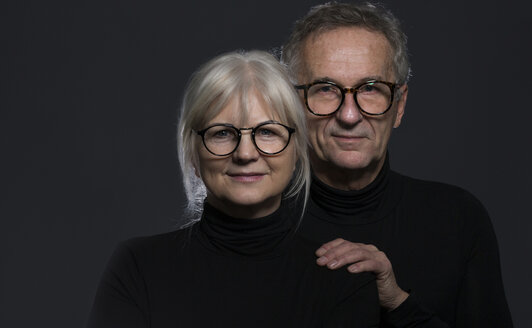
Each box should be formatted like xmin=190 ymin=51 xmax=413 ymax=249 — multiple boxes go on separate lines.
xmin=232 ymin=131 xmax=259 ymax=162
xmin=335 ymin=92 xmax=363 ymax=126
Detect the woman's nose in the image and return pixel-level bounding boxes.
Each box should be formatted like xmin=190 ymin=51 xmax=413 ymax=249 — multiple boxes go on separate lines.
xmin=232 ymin=130 xmax=259 ymax=162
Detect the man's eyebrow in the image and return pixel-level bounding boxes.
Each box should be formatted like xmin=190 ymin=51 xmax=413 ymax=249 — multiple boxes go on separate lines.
xmin=309 ymin=75 xmax=387 ymax=86
xmin=311 ymin=76 xmax=335 ymax=82
xmin=361 ymin=75 xmax=386 ymax=82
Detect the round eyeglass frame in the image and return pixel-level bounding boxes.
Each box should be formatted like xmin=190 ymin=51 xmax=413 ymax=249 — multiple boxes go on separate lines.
xmin=295 ymin=80 xmax=398 ymax=117
xmin=195 ymin=121 xmax=296 ymax=157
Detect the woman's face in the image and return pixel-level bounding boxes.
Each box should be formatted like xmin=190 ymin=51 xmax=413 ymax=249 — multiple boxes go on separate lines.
xmin=195 ymin=91 xmax=297 ymax=219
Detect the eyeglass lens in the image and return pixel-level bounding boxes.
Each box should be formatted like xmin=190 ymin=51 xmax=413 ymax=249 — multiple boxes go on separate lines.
xmin=306 ymin=81 xmax=392 ymax=115
xmin=202 ymin=123 xmax=291 ymax=156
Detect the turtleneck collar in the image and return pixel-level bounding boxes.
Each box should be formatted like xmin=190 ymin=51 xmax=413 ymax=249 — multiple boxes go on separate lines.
xmin=309 ymin=154 xmax=391 ymax=224
xmin=196 ymin=201 xmax=297 ymax=259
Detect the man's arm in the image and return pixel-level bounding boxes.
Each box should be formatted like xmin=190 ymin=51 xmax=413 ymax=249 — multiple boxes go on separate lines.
xmin=316 ymin=238 xmax=408 ymax=310
xmin=316 ymin=238 xmax=451 ymax=327
xmin=453 ymin=195 xmax=513 ymax=326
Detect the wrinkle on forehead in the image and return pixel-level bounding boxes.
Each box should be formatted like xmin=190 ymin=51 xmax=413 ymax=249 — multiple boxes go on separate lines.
xmin=302 ymin=27 xmax=395 ymax=83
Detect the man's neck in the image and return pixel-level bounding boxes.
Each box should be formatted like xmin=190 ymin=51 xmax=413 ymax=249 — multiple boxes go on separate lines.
xmin=311 ymin=154 xmax=386 ymax=191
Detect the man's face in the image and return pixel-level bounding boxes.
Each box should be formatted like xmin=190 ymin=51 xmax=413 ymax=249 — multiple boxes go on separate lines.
xmin=299 ymin=27 xmax=407 ymax=188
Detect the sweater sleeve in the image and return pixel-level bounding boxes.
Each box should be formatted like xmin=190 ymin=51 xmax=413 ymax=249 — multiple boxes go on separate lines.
xmin=384 ymin=293 xmax=450 ymax=327
xmin=384 ymin=189 xmax=513 ymax=328
xmin=86 ymin=242 xmax=149 ymax=328
xmin=454 ymin=196 xmax=513 ymax=327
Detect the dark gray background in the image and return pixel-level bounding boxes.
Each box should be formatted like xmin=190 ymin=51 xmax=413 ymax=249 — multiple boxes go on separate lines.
xmin=2 ymin=0 xmax=530 ymax=327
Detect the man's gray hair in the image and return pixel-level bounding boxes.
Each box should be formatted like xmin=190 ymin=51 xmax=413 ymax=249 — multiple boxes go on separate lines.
xmin=282 ymin=1 xmax=410 ymax=85
xmin=177 ymin=50 xmax=310 ymax=226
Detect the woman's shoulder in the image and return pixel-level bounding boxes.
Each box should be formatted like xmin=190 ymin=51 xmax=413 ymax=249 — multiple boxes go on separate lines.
xmin=123 ymin=227 xmax=191 ymax=248
xmin=113 ymin=226 xmax=197 ymax=263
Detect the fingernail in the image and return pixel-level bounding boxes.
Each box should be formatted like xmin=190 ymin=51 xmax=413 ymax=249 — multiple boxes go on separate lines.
xmin=317 ymin=256 xmax=328 ymax=265
xmin=328 ymin=260 xmax=338 ymax=268
xmin=348 ymin=265 xmax=359 ymax=273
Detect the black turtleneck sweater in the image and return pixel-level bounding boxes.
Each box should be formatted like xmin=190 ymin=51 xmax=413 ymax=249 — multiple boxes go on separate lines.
xmin=87 ymin=202 xmax=380 ymax=328
xmin=299 ymin=158 xmax=513 ymax=327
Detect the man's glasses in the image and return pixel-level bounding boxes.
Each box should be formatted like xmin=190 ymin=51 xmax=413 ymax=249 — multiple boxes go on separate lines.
xmin=196 ymin=121 xmax=295 ymax=156
xmin=295 ymin=80 xmax=397 ymax=116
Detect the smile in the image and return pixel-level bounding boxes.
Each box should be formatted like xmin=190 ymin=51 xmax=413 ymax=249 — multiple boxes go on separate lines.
xmin=332 ymin=135 xmax=365 ymax=142
xmin=227 ymin=173 xmax=266 ymax=182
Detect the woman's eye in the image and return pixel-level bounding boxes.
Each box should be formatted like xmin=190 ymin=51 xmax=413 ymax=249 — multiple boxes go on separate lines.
xmin=257 ymin=128 xmax=275 ymax=136
xmin=212 ymin=129 xmax=234 ymax=139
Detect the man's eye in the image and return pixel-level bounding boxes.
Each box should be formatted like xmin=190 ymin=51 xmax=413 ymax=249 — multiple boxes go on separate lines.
xmin=359 ymin=84 xmax=376 ymax=93
xmin=317 ymin=85 xmax=338 ymax=94
xmin=359 ymin=82 xmax=389 ymax=95
xmin=310 ymin=84 xmax=341 ymax=98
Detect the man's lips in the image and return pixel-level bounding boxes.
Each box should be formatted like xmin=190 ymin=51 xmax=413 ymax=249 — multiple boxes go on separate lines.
xmin=332 ymin=134 xmax=365 ymax=141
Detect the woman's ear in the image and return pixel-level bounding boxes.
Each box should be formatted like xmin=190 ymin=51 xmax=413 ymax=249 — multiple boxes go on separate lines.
xmin=193 ymin=164 xmax=200 ymax=178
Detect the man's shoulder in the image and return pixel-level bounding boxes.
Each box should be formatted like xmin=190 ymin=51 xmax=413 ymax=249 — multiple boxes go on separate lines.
xmin=390 ymin=171 xmax=494 ymax=240
xmin=390 ymin=170 xmax=491 ymax=225
xmin=392 ymin=170 xmax=482 ymax=205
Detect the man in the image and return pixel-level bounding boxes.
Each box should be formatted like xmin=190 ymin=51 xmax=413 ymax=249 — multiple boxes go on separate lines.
xmin=282 ymin=2 xmax=512 ymax=327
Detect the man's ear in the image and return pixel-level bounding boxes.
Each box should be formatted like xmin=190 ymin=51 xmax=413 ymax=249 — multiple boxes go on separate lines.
xmin=393 ymin=84 xmax=408 ymax=128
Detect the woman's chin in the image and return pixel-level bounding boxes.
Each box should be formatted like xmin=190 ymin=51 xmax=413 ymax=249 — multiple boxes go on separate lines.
xmin=209 ymin=195 xmax=282 ymax=219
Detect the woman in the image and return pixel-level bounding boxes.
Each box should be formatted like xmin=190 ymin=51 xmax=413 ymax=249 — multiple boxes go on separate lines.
xmin=87 ymin=50 xmax=379 ymax=327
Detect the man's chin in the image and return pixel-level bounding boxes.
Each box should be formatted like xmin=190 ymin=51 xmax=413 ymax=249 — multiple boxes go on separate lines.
xmin=311 ymin=148 xmax=372 ymax=171
xmin=329 ymin=154 xmax=370 ymax=171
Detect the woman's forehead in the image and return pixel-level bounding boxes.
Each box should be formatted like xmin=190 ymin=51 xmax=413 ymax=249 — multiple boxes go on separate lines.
xmin=206 ymin=92 xmax=282 ymax=126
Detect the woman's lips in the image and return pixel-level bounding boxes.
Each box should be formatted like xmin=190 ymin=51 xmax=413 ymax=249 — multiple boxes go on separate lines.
xmin=227 ymin=173 xmax=265 ymax=182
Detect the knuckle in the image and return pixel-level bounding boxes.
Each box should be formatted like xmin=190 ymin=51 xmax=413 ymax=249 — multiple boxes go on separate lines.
xmin=376 ymin=250 xmax=389 ymax=261
xmin=366 ymin=244 xmax=379 ymax=251
xmin=332 ymin=238 xmax=345 ymax=244
xmin=324 ymin=248 xmax=340 ymax=259
xmin=321 ymin=244 xmax=332 ymax=251
xmin=323 ymin=238 xmax=345 ymax=249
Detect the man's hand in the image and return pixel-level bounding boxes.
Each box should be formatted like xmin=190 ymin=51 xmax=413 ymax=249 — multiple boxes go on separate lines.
xmin=316 ymin=238 xmax=409 ymax=310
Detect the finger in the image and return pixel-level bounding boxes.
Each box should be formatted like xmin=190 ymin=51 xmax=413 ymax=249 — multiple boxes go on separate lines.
xmin=347 ymin=252 xmax=389 ymax=275
xmin=318 ymin=241 xmax=378 ymax=263
xmin=326 ymin=248 xmax=376 ymax=269
xmin=318 ymin=245 xmax=376 ymax=269
xmin=347 ymin=259 xmax=380 ymax=274
xmin=316 ymin=241 xmax=357 ymax=265
xmin=315 ymin=238 xmax=346 ymax=257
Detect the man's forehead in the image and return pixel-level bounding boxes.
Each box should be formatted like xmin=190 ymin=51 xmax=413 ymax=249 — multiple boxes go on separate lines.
xmin=305 ymin=26 xmax=390 ymax=50
xmin=300 ymin=26 xmax=394 ymax=83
